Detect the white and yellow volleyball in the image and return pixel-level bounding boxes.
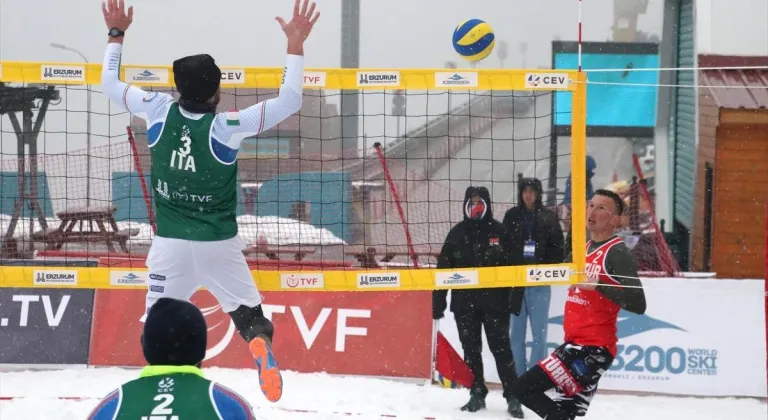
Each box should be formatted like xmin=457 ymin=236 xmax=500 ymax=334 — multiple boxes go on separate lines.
xmin=452 ymin=19 xmax=496 ymax=62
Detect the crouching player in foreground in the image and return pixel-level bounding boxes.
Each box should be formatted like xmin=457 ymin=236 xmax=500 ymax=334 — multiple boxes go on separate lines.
xmin=87 ymin=298 xmax=255 ymax=419
xmin=508 ymin=189 xmax=647 ymax=420
xmin=100 ymin=0 xmax=319 ymax=403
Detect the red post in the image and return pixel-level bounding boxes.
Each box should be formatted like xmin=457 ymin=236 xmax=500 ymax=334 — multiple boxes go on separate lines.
xmin=373 ymin=142 xmax=420 ymax=268
xmin=127 ymin=126 xmax=156 ymax=234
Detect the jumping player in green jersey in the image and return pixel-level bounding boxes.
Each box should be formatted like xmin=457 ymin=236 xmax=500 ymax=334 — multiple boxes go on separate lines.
xmin=100 ymin=0 xmax=320 ymax=403
xmin=88 ymin=298 xmax=256 ymax=419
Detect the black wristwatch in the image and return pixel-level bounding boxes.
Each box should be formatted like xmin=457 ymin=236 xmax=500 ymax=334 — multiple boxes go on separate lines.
xmin=108 ymin=28 xmax=125 ymax=38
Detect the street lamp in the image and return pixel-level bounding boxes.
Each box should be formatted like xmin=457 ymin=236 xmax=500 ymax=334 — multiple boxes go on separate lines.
xmin=50 ymin=42 xmax=92 ymax=208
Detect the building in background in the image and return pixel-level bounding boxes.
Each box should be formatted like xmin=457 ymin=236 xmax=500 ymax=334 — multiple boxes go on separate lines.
xmin=660 ymin=0 xmax=767 ymax=271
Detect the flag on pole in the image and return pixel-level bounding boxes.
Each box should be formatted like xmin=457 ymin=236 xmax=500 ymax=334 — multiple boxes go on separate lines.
xmin=435 ymin=331 xmax=474 ymax=389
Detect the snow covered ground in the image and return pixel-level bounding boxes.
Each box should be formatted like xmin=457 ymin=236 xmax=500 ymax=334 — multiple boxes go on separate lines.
xmin=0 ymin=367 xmax=764 ymax=419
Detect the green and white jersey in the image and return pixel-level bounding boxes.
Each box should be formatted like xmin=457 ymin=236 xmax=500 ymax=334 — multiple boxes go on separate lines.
xmin=148 ymin=103 xmax=239 ymax=241
xmin=99 ymin=42 xmax=305 ymax=241
xmin=87 ymin=365 xmax=255 ymax=420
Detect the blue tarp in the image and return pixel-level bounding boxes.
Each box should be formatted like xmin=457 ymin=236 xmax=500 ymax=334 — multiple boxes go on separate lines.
xmin=256 ymin=172 xmax=352 ymax=243
xmin=0 ymin=172 xmax=54 ymax=218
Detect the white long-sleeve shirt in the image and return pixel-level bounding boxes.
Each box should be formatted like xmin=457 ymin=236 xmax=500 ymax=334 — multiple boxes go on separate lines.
xmin=101 ymin=43 xmax=304 ymax=164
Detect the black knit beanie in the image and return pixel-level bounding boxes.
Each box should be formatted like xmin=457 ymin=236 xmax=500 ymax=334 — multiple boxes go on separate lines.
xmin=172 ymin=54 xmax=222 ymax=104
xmin=141 ymin=297 xmax=208 ymax=366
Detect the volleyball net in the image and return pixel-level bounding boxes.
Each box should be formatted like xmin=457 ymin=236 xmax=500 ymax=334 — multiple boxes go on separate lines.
xmin=0 ymin=61 xmax=683 ymax=290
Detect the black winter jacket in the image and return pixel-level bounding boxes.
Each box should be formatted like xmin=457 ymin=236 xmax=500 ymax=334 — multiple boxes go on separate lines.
xmin=432 ymin=186 xmax=525 ymax=317
xmin=502 ymin=178 xmax=564 ymax=267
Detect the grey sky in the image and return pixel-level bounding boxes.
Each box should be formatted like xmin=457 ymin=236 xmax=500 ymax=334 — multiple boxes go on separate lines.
xmin=0 ymin=0 xmax=664 ymax=209
xmin=1 ymin=0 xmax=664 ymax=67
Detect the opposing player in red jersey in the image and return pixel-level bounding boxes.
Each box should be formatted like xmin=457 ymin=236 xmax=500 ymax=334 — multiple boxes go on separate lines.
xmin=507 ymin=189 xmax=647 ymax=420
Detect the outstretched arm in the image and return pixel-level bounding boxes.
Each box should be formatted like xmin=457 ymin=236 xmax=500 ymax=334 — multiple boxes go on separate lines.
xmin=100 ymin=0 xmax=173 ymax=121
xmin=208 ymin=0 xmax=320 ymax=152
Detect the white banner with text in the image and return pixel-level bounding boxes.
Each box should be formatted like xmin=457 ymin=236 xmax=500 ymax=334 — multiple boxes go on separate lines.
xmin=439 ymin=278 xmax=767 ymax=397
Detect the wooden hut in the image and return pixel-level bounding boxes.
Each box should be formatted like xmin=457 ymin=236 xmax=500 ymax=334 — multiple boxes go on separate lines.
xmin=691 ymin=55 xmax=768 ymax=278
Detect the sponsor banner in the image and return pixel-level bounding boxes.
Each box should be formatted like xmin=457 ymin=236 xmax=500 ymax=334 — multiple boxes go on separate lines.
xmin=435 ymin=270 xmax=479 ymax=287
xmin=41 ymin=65 xmax=86 ymax=81
xmin=303 ymin=71 xmax=327 ymax=87
xmin=280 ymin=272 xmax=324 ymax=289
xmin=357 ymin=71 xmax=400 ymax=87
xmin=33 ymin=269 xmax=78 ymax=286
xmin=221 ymin=68 xmax=246 ymax=85
xmin=125 ymin=68 xmax=169 ymax=84
xmin=434 ymin=72 xmax=479 ymax=88
xmin=357 ymin=272 xmax=401 ymax=288
xmin=525 ymin=265 xmax=571 ymax=283
xmin=110 ymin=270 xmax=147 ymax=287
xmin=0 ymin=288 xmax=94 ymax=364
xmin=89 ymin=289 xmax=432 ymax=379
xmin=524 ymin=73 xmax=569 ymax=89
xmin=440 ymin=278 xmax=767 ymax=397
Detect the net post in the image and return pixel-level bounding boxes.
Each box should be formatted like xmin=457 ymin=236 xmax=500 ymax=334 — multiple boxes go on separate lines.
xmin=569 ymin=72 xmax=588 ymax=280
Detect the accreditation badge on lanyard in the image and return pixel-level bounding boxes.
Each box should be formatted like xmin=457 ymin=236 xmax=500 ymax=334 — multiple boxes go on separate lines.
xmin=524 ymin=215 xmax=536 ymax=259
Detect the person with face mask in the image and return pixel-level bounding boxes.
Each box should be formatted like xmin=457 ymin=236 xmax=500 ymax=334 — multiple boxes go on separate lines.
xmin=432 ymin=186 xmax=526 ymax=418
xmin=503 ymin=178 xmax=564 ymax=377
xmin=99 ymin=0 xmax=320 ymax=404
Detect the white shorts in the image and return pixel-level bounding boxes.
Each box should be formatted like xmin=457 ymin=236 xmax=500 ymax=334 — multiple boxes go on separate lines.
xmin=140 ymin=235 xmax=262 ymax=321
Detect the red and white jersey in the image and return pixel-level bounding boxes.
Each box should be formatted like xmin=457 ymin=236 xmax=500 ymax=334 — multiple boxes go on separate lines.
xmin=563 ymin=236 xmax=624 ymax=355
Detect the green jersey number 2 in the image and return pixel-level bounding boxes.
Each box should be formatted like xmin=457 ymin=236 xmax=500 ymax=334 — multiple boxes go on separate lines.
xmin=141 ymin=378 xmax=179 ymax=420
xmin=170 ymin=125 xmax=197 ymax=172
xmin=141 ymin=394 xmax=177 ymax=420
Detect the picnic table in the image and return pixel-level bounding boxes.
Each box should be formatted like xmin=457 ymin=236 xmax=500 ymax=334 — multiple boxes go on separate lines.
xmin=31 ymin=205 xmax=139 ymax=253
xmin=242 ymin=243 xmax=317 ymax=261
xmin=344 ymin=245 xmax=440 ymax=268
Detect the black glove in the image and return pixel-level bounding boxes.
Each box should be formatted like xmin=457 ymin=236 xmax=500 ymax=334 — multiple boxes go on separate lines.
xmin=432 ymin=291 xmax=447 ymax=320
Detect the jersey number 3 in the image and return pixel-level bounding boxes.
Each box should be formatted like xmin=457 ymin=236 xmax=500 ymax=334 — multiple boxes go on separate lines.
xmin=141 ymin=394 xmax=178 ymax=420
xmin=170 ymin=126 xmax=197 ymax=173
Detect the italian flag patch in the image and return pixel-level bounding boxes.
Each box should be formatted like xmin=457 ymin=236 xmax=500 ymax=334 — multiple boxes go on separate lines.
xmin=226 ymin=111 xmax=240 ymax=126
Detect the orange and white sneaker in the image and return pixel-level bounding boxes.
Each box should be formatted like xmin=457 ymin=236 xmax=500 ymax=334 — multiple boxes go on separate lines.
xmin=249 ymin=336 xmax=283 ymax=402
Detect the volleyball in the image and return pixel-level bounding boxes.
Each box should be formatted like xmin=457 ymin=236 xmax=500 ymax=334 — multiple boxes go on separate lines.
xmin=452 ymin=19 xmax=496 ymax=62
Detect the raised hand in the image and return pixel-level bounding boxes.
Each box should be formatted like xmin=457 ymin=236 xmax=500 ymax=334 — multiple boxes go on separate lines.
xmin=102 ymin=0 xmax=134 ymax=32
xmin=276 ymin=0 xmax=320 ymax=50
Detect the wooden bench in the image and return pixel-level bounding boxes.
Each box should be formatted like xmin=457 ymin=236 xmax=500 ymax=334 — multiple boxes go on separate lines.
xmin=32 ymin=205 xmax=139 ymax=253
xmin=242 ymin=244 xmax=317 ymax=261
xmin=344 ymin=245 xmax=440 ymax=268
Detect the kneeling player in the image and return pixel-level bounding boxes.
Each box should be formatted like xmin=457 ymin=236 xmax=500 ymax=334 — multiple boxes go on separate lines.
xmin=508 ymin=189 xmax=647 ymax=420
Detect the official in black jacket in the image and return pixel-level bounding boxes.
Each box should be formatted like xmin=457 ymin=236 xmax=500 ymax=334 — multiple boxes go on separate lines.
xmin=432 ymin=186 xmax=525 ymax=418
xmin=503 ymin=178 xmax=564 ymax=377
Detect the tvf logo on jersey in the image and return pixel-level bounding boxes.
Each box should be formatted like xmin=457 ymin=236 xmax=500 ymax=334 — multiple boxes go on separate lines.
xmin=170 ymin=125 xmax=197 ymax=172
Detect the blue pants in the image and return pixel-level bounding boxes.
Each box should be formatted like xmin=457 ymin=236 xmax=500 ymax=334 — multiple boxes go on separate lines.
xmin=510 ymin=285 xmax=551 ymax=377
